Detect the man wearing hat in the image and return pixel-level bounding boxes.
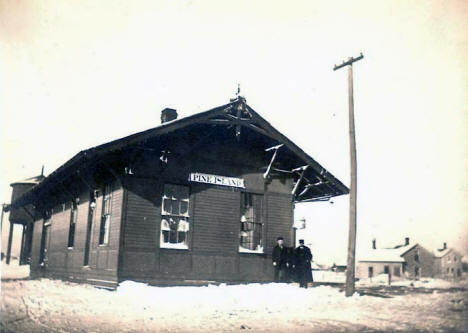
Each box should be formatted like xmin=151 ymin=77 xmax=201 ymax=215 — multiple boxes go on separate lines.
xmin=294 ymin=239 xmax=313 ymax=288
xmin=272 ymin=236 xmax=288 ymax=282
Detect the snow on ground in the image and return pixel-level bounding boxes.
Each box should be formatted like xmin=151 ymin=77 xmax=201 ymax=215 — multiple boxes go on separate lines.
xmin=357 ymin=273 xmax=468 ymax=289
xmin=312 ymin=270 xmax=345 ymax=283
xmin=2 ymin=262 xmax=468 ymax=333
xmin=0 ymin=259 xmax=30 ymax=280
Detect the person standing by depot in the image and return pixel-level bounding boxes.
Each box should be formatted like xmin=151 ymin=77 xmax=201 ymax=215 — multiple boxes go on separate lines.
xmin=294 ymin=239 xmax=313 ymax=288
xmin=272 ymin=236 xmax=288 ymax=282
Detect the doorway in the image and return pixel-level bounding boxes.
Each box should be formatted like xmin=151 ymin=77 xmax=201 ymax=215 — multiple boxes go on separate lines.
xmin=368 ymin=266 xmax=374 ymax=278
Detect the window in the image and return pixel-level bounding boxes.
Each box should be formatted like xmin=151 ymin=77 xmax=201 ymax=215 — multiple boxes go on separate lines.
xmin=415 ymin=266 xmax=420 ymax=277
xmin=67 ymin=199 xmax=78 ymax=248
xmin=384 ymin=265 xmax=390 ymax=274
xmin=239 ymin=192 xmax=263 ymax=253
xmin=393 ymin=266 xmax=401 ymax=277
xmin=40 ymin=213 xmax=51 ymax=265
xmin=99 ymin=183 xmax=113 ymax=245
xmin=84 ymin=191 xmax=96 ymax=266
xmin=160 ymin=184 xmax=190 ymax=249
xmin=414 ymin=249 xmax=420 ymax=262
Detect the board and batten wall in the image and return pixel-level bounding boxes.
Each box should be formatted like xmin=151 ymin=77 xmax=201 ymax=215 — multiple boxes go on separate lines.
xmin=30 ymin=180 xmax=124 ymax=286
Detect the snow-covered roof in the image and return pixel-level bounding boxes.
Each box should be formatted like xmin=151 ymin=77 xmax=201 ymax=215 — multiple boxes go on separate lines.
xmin=358 ymin=244 xmax=416 ymax=263
xmin=433 ymin=248 xmax=452 ymax=258
xmin=11 ymin=175 xmax=45 ymax=186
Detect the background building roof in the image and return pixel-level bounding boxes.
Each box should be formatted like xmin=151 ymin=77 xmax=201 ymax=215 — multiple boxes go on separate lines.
xmin=358 ymin=244 xmax=416 ymax=263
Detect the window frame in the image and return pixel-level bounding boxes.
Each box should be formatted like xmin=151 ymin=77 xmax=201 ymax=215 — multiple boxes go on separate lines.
xmin=238 ymin=192 xmax=264 ymax=254
xmin=160 ymin=183 xmax=191 ymax=250
xmin=67 ymin=199 xmax=79 ymax=249
xmin=40 ymin=213 xmax=51 ymax=265
xmin=414 ymin=248 xmax=420 ymax=262
xmin=99 ymin=183 xmax=113 ymax=246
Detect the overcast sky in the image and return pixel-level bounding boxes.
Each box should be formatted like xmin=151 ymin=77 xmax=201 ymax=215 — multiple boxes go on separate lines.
xmin=1 ymin=0 xmax=467 ymax=264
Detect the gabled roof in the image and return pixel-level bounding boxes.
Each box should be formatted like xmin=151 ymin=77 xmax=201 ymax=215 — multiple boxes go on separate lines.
xmin=358 ymin=244 xmax=417 ymax=263
xmin=7 ymin=98 xmax=349 ymax=211
xmin=433 ymin=248 xmax=452 ymax=258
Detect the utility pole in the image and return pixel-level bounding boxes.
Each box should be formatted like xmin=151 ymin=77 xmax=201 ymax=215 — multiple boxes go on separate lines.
xmin=333 ymin=52 xmax=364 ymax=297
xmin=1 ymin=203 xmax=5 ymax=232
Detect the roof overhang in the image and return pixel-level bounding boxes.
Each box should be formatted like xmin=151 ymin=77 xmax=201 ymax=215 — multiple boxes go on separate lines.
xmin=7 ymin=99 xmax=349 ymax=211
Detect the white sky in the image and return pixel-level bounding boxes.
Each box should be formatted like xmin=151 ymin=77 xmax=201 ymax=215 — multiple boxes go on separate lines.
xmin=1 ymin=0 xmax=467 ymax=264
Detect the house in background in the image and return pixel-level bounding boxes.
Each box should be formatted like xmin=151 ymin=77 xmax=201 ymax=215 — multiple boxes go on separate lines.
xmin=434 ymin=243 xmax=463 ymax=279
xmin=356 ymin=238 xmax=435 ymax=280
xmin=5 ymin=96 xmax=348 ymax=287
xmin=462 ymin=255 xmax=468 ymax=273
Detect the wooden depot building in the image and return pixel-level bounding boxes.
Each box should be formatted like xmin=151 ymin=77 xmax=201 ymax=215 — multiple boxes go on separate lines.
xmin=6 ymin=96 xmax=348 ymax=287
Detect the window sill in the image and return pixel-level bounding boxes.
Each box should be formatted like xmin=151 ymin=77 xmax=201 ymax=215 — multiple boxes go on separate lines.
xmin=160 ymin=243 xmax=189 ymax=250
xmin=98 ymin=244 xmax=109 ymax=248
xmin=67 ymin=247 xmax=74 ymax=251
xmin=239 ymin=246 xmax=264 ymax=254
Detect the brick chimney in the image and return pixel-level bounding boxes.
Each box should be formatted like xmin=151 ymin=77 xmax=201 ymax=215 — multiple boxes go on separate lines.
xmin=372 ymin=239 xmax=376 ymax=249
xmin=161 ymin=108 xmax=178 ymax=124
xmin=405 ymin=237 xmax=410 ymax=246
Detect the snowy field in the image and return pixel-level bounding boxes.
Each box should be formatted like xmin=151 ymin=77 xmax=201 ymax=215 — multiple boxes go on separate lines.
xmin=1 ymin=262 xmax=468 ymax=333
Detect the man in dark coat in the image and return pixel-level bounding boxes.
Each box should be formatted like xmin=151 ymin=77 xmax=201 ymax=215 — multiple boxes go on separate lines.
xmin=285 ymin=246 xmax=296 ymax=282
xmin=294 ymin=239 xmax=313 ymax=288
xmin=272 ymin=236 xmax=288 ymax=282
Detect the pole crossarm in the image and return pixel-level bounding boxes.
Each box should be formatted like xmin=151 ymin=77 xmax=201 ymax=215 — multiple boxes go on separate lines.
xmin=333 ymin=53 xmax=364 ymax=71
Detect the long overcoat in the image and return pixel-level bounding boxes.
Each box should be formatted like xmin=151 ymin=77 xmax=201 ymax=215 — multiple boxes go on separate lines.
xmin=294 ymin=245 xmax=313 ymax=282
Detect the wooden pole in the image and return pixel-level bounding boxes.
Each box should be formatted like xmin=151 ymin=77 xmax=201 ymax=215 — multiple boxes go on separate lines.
xmin=333 ymin=53 xmax=363 ymax=297
xmin=0 ymin=203 xmax=5 ymax=233
xmin=6 ymin=221 xmax=14 ymax=264
xmin=19 ymin=224 xmax=26 ymax=265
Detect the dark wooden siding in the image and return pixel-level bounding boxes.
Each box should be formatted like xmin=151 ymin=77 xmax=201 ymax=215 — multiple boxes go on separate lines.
xmin=119 ymin=175 xmax=294 ymax=284
xmin=29 ymin=181 xmax=124 ymax=286
xmin=192 ymin=186 xmax=240 ymax=255
xmin=122 ymin=179 xmax=159 ymax=251
xmin=29 ymin=218 xmax=43 ymax=277
xmin=119 ymin=178 xmax=160 ymax=277
xmin=265 ymin=193 xmax=294 ymax=254
xmin=117 ymin=136 xmax=296 ymax=284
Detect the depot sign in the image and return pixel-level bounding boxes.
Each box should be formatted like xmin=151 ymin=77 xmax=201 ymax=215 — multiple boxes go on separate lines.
xmin=189 ymin=173 xmax=245 ymax=188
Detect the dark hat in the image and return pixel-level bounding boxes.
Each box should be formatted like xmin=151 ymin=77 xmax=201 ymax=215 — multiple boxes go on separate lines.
xmin=299 ymin=239 xmax=305 ymax=244
xmin=277 ymin=236 xmax=284 ymax=241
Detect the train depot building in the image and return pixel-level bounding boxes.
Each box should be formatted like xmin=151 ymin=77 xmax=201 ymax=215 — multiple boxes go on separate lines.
xmin=6 ymin=97 xmax=348 ymax=287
